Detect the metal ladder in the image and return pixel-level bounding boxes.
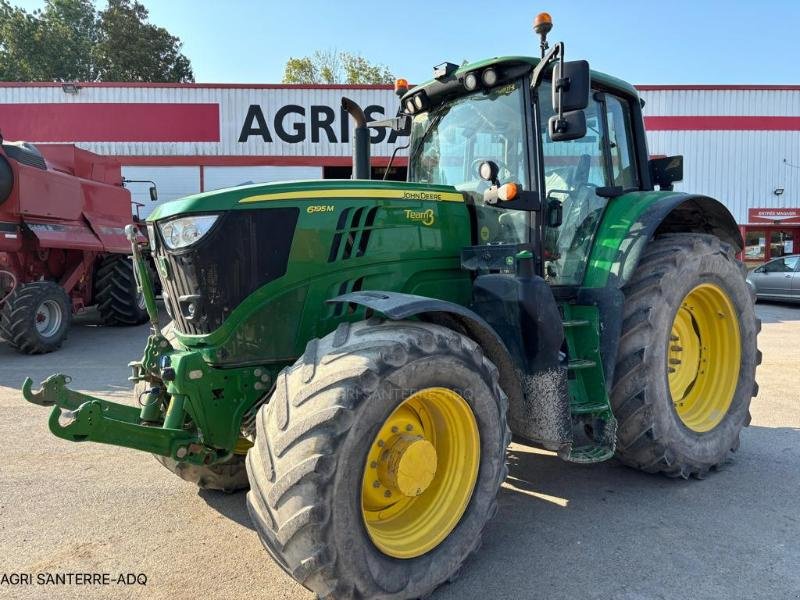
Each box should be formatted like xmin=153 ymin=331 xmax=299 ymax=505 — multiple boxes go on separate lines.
xmin=561 ymin=304 xmax=617 ymax=463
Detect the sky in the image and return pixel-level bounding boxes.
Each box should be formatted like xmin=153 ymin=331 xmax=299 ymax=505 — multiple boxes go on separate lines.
xmin=14 ymin=0 xmax=800 ymax=85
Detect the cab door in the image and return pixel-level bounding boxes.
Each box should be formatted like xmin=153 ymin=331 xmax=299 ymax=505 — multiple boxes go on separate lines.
xmin=539 ymin=88 xmax=639 ymax=286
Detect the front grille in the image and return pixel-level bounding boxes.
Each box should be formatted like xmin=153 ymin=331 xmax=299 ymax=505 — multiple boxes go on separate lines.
xmin=156 ymin=208 xmax=299 ymax=335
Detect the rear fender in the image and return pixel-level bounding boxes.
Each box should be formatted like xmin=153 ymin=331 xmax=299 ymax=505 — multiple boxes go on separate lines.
xmin=584 ymin=191 xmax=743 ymax=387
xmin=585 ymin=192 xmax=742 ymax=290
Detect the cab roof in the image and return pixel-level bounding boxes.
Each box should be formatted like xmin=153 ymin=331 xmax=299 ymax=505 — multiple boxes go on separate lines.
xmin=402 ymin=55 xmax=640 ymax=106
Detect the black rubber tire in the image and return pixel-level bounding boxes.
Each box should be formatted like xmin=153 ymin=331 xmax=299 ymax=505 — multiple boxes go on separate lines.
xmin=94 ymin=254 xmax=149 ymax=326
xmin=611 ymin=233 xmax=761 ymax=478
xmin=0 ymin=281 xmax=72 ymax=354
xmin=0 ymin=155 xmax=13 ymax=205
xmin=152 ymin=453 xmax=249 ymax=493
xmin=245 ymin=319 xmax=510 ymax=599
xmin=135 ymin=380 xmax=250 ymax=494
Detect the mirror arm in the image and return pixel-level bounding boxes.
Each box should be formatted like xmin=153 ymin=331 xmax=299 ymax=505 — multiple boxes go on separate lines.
xmin=531 ymin=42 xmax=563 ymax=89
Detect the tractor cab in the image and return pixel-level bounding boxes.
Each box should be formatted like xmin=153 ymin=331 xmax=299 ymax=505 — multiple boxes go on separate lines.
xmin=399 ymin=17 xmax=650 ymax=289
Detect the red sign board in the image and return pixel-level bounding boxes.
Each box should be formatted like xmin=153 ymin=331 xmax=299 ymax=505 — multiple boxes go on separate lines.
xmin=748 ymin=208 xmax=800 ymax=224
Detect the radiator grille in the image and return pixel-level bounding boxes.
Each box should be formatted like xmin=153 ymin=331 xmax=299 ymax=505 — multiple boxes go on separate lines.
xmin=156 ymin=208 xmax=298 ymax=335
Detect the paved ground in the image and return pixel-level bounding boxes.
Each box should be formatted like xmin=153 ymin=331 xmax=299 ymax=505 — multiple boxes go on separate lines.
xmin=0 ymin=303 xmax=798 ymax=600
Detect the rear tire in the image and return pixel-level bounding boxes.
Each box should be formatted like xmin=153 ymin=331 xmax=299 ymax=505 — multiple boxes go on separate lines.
xmin=611 ymin=233 xmax=760 ymax=478
xmin=245 ymin=319 xmax=509 ymax=599
xmin=94 ymin=254 xmax=148 ymax=326
xmin=0 ymin=281 xmax=71 ymax=354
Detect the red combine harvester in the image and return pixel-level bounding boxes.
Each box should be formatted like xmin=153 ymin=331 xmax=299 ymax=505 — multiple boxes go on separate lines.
xmin=0 ymin=138 xmax=150 ymax=354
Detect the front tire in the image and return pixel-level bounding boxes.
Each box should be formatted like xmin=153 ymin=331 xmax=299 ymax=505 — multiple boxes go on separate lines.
xmin=611 ymin=233 xmax=760 ymax=478
xmin=133 ymin=379 xmax=250 ymax=493
xmin=94 ymin=254 xmax=149 ymax=326
xmin=0 ymin=281 xmax=72 ymax=354
xmin=246 ymin=319 xmax=509 ymax=599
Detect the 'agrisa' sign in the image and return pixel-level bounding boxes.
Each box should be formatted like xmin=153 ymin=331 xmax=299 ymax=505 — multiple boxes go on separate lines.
xmin=239 ymin=104 xmax=405 ymax=145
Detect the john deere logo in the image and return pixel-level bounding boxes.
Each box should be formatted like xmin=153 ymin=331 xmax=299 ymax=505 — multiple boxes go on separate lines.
xmin=403 ymin=191 xmax=444 ymax=201
xmin=405 ymin=209 xmax=435 ymax=226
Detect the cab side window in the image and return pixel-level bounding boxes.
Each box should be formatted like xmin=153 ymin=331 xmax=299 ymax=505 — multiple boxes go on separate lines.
xmin=605 ymin=95 xmax=639 ymax=190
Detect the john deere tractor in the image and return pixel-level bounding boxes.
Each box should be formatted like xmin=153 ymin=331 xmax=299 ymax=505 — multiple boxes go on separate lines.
xmin=23 ymin=14 xmax=759 ymax=599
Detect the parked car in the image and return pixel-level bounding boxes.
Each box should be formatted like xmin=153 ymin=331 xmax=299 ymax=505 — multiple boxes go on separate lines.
xmin=746 ymin=254 xmax=800 ymax=302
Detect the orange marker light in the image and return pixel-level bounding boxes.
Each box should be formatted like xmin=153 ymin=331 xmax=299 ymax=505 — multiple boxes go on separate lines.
xmin=395 ymin=78 xmax=409 ymax=95
xmin=498 ymin=182 xmax=518 ymax=202
xmin=533 ymin=12 xmax=553 ymax=35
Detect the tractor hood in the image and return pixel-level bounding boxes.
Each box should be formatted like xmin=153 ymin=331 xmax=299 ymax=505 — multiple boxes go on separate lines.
xmin=147 ymin=179 xmax=464 ymax=222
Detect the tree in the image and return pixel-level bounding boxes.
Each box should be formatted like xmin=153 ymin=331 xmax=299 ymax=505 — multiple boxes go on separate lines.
xmin=282 ymin=50 xmax=393 ymax=85
xmin=94 ymin=0 xmax=192 ymax=82
xmin=0 ymin=0 xmax=193 ymax=82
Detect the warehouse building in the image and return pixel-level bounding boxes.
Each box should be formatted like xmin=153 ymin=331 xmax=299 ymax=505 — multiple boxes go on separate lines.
xmin=0 ymin=81 xmax=798 ymax=263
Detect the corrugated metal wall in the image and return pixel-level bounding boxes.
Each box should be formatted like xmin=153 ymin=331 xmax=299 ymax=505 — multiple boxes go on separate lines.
xmin=0 ymin=85 xmax=404 ymax=158
xmin=1 ymin=84 xmax=798 ymax=224
xmin=639 ymin=89 xmax=800 ymax=223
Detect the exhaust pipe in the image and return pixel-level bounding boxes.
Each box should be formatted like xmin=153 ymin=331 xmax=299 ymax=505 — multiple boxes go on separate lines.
xmin=341 ymin=97 xmax=370 ymax=180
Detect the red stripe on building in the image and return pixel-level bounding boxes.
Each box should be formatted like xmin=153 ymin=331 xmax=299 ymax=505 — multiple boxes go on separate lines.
xmin=644 ymin=116 xmax=800 ymax=131
xmin=116 ymin=155 xmax=407 ymax=167
xmin=0 ymin=103 xmax=220 ymax=142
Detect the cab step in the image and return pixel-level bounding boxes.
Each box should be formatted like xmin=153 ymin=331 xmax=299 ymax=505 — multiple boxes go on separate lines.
xmin=559 ymin=303 xmax=617 ymax=464
xmin=568 ymin=358 xmax=596 ymax=370
xmin=562 ymin=319 xmax=590 ymax=328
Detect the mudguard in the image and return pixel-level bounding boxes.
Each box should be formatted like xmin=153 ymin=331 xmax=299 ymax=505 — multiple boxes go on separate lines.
xmin=584 ymin=192 xmax=742 ymax=290
xmin=329 ymin=290 xmax=526 ymax=416
xmin=583 ymin=191 xmax=743 ymax=387
xmin=329 ymin=290 xmax=572 ymax=451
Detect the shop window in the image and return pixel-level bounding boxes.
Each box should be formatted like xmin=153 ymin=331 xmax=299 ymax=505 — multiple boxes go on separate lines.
xmin=770 ymin=230 xmax=794 ymax=257
xmin=744 ymin=230 xmax=766 ymax=260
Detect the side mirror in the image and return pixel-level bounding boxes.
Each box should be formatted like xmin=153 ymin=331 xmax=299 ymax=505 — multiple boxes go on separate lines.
xmin=149 ymin=186 xmax=158 ymax=202
xmin=649 ymin=155 xmax=683 ymax=191
xmin=754 ymin=266 xmax=765 ymax=273
xmin=548 ymin=110 xmax=586 ymax=142
xmin=552 ymin=60 xmax=590 ymax=112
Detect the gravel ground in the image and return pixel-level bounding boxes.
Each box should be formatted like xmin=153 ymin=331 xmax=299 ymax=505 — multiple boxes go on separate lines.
xmin=0 ymin=303 xmax=798 ymax=600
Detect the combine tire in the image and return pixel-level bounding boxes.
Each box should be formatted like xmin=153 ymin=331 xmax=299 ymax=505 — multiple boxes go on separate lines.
xmin=0 ymin=281 xmax=72 ymax=354
xmin=611 ymin=233 xmax=760 ymax=478
xmin=246 ymin=319 xmax=509 ymax=599
xmin=94 ymin=254 xmax=148 ymax=326
xmin=134 ymin=380 xmax=250 ymax=494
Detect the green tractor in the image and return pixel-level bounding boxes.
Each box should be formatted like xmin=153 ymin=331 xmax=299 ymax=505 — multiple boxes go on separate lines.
xmin=23 ymin=13 xmax=759 ymax=599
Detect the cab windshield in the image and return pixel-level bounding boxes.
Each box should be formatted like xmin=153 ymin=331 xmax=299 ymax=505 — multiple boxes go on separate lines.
xmin=407 ymin=81 xmax=530 ymax=243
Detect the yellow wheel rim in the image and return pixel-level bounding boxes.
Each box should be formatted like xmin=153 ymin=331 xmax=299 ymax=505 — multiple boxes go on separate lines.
xmin=668 ymin=283 xmax=741 ymax=432
xmin=361 ymin=387 xmax=480 ymax=559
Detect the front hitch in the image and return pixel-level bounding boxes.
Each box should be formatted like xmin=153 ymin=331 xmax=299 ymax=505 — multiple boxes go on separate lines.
xmin=22 ymin=374 xmax=215 ymax=464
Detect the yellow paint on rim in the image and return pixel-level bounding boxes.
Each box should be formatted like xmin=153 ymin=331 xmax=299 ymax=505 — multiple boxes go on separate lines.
xmin=233 ymin=437 xmax=253 ymax=455
xmin=361 ymin=387 xmax=480 ymax=559
xmin=668 ymin=283 xmax=741 ymax=432
xmin=239 ymin=189 xmax=464 ymax=203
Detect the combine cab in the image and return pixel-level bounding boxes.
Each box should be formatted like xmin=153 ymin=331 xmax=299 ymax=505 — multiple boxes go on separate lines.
xmin=0 ymin=140 xmax=150 ymax=353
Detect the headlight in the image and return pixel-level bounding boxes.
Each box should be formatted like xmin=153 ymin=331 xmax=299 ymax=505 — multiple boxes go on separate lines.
xmin=463 ymin=72 xmax=479 ymax=91
xmin=158 ymin=214 xmax=219 ymax=250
